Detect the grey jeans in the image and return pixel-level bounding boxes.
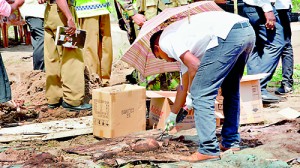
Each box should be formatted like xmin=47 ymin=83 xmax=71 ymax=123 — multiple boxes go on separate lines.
xmin=0 ymin=53 xmax=11 ymax=103
xmin=25 ymin=16 xmax=45 ymax=71
xmin=190 ymin=22 xmax=255 ymax=155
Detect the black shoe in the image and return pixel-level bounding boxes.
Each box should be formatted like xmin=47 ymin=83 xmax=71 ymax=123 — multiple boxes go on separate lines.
xmin=275 ymin=86 xmax=293 ymax=95
xmin=262 ymin=92 xmax=281 ymax=104
xmin=48 ymin=102 xmax=61 ymax=109
xmin=62 ymin=101 xmax=92 ymax=111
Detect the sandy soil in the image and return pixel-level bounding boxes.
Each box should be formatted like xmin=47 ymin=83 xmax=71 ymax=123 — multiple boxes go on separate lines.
xmin=0 ymin=40 xmax=299 ymax=167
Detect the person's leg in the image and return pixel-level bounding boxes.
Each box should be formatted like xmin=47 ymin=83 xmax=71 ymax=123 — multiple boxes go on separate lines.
xmin=99 ymin=14 xmax=113 ymax=81
xmin=78 ymin=16 xmax=101 ymax=78
xmin=25 ymin=16 xmax=45 ymax=71
xmin=60 ymin=6 xmax=85 ymax=107
xmin=0 ymin=53 xmax=12 ymax=103
xmin=190 ymin=25 xmax=255 ymax=156
xmin=243 ymin=4 xmax=285 ymax=100
xmin=220 ymin=41 xmax=254 ymax=149
xmin=276 ymin=9 xmax=294 ymax=94
xmin=44 ymin=4 xmax=63 ymax=106
xmin=61 ymin=47 xmax=85 ymax=106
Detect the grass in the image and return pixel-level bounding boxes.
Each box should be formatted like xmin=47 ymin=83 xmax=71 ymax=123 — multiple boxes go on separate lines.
xmin=243 ymin=64 xmax=300 ymax=93
xmin=292 ymin=0 xmax=300 ymax=13
xmin=264 ymin=64 xmax=300 ymax=93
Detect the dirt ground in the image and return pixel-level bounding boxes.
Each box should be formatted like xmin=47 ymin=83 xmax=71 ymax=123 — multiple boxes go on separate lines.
xmin=0 ymin=32 xmax=299 ymax=167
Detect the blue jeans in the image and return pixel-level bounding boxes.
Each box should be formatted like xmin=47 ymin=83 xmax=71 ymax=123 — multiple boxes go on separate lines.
xmin=277 ymin=9 xmax=294 ymax=88
xmin=243 ymin=4 xmax=285 ymax=94
xmin=0 ymin=53 xmax=12 ymax=103
xmin=26 ymin=16 xmax=45 ymax=71
xmin=190 ymin=23 xmax=255 ymax=155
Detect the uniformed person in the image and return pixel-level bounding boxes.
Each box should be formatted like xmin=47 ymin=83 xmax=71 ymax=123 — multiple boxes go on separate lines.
xmin=39 ymin=0 xmax=92 ymax=111
xmin=116 ymin=0 xmax=192 ymax=41
xmin=75 ymin=0 xmax=113 ymax=84
xmin=115 ymin=0 xmax=193 ymax=90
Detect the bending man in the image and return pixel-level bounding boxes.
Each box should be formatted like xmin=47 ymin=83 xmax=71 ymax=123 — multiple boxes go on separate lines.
xmin=150 ymin=11 xmax=255 ymax=162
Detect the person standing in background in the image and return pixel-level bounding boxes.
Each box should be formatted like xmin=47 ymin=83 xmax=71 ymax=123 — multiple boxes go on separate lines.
xmin=275 ymin=0 xmax=294 ymax=95
xmin=75 ymin=0 xmax=113 ymax=85
xmin=115 ymin=0 xmax=192 ymax=90
xmin=18 ymin=0 xmax=46 ymax=71
xmin=39 ymin=0 xmax=92 ymax=111
xmin=242 ymin=0 xmax=285 ymax=104
xmin=0 ymin=0 xmax=24 ymax=109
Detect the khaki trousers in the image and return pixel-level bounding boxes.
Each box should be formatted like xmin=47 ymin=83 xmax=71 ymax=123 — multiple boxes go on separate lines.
xmin=44 ymin=4 xmax=84 ymax=106
xmin=78 ymin=14 xmax=113 ymax=80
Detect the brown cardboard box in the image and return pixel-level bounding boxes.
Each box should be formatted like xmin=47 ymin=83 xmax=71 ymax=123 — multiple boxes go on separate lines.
xmin=216 ymin=74 xmax=268 ymax=124
xmin=239 ymin=74 xmax=268 ymax=124
xmin=146 ymin=91 xmax=223 ymax=132
xmin=92 ymin=84 xmax=146 ymax=138
xmin=146 ymin=73 xmax=268 ymax=129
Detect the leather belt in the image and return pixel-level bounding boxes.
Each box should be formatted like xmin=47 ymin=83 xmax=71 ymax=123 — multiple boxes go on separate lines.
xmin=232 ymin=21 xmax=251 ymax=29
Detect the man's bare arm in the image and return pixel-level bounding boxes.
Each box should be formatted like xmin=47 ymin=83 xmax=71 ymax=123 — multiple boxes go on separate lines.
xmin=171 ymin=72 xmax=189 ymax=114
xmin=180 ymin=50 xmax=201 ymax=91
xmin=56 ymin=0 xmax=76 ymax=35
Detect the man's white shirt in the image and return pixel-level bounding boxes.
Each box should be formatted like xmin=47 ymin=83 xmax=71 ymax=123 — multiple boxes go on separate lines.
xmin=275 ymin=0 xmax=292 ymax=9
xmin=159 ymin=11 xmax=248 ymax=74
xmin=242 ymin=0 xmax=273 ymax=12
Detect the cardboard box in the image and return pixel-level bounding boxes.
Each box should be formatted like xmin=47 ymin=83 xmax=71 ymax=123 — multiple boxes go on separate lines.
xmin=146 ymin=91 xmax=223 ymax=132
xmin=147 ymin=73 xmax=268 ymax=128
xmin=92 ymin=84 xmax=146 ymax=138
xmin=239 ymin=74 xmax=268 ymax=124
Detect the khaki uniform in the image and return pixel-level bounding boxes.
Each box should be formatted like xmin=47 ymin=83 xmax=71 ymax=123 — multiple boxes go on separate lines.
xmin=116 ymin=0 xmax=192 ymax=40
xmin=44 ymin=2 xmax=85 ymax=106
xmin=136 ymin=0 xmax=191 ymax=37
xmin=78 ymin=15 xmax=113 ymax=81
xmin=138 ymin=0 xmax=189 ymax=20
xmin=76 ymin=0 xmax=113 ymax=81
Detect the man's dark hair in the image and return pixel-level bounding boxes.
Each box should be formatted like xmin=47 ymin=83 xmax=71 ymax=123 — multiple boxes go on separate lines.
xmin=150 ymin=30 xmax=163 ymax=55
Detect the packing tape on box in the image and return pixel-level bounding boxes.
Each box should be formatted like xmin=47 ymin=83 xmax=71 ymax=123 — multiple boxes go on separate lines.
xmin=99 ymin=130 xmax=104 ymax=137
xmin=98 ymin=130 xmax=114 ymax=138
xmin=111 ymin=93 xmax=116 ymax=103
xmin=128 ymin=90 xmax=133 ymax=97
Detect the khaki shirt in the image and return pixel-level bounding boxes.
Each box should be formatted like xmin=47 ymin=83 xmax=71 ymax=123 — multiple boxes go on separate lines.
xmin=116 ymin=0 xmax=193 ymax=19
xmin=139 ymin=0 xmax=191 ymax=20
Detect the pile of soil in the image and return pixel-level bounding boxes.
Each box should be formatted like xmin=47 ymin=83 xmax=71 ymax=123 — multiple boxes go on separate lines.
xmin=0 ymin=60 xmax=130 ymax=125
xmin=0 ymin=148 xmax=75 ymax=167
xmin=0 ymin=70 xmax=93 ymax=125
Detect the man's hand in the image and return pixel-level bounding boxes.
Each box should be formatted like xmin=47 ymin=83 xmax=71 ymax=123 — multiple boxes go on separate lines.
xmin=131 ymin=14 xmax=146 ymax=27
xmin=66 ymin=18 xmax=76 ymax=35
xmin=185 ymin=92 xmax=193 ymax=110
xmin=164 ymin=112 xmax=177 ymax=131
xmin=10 ymin=0 xmax=24 ymax=11
xmin=264 ymin=11 xmax=276 ymax=30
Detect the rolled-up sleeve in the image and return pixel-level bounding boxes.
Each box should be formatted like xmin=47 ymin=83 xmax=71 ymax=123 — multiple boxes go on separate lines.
xmin=0 ymin=0 xmax=12 ymax=17
xmin=243 ymin=0 xmax=273 ymax=12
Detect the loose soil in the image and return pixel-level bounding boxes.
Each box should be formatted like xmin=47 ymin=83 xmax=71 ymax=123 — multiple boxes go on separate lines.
xmin=0 ymin=44 xmax=299 ymax=167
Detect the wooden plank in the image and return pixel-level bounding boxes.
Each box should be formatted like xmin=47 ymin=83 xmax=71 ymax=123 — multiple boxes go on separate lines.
xmin=0 ymin=116 xmax=93 ymax=142
xmin=278 ymin=107 xmax=300 ymax=119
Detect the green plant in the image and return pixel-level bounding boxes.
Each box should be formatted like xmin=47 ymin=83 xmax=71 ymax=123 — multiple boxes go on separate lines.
xmin=244 ymin=64 xmax=300 ymax=93
xmin=268 ymin=64 xmax=300 ymax=93
xmin=292 ymin=0 xmax=300 ymax=12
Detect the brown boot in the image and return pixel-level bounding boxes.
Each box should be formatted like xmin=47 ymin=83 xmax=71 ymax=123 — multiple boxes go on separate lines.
xmin=180 ymin=152 xmax=220 ymax=163
xmin=219 ymin=144 xmax=241 ymax=152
